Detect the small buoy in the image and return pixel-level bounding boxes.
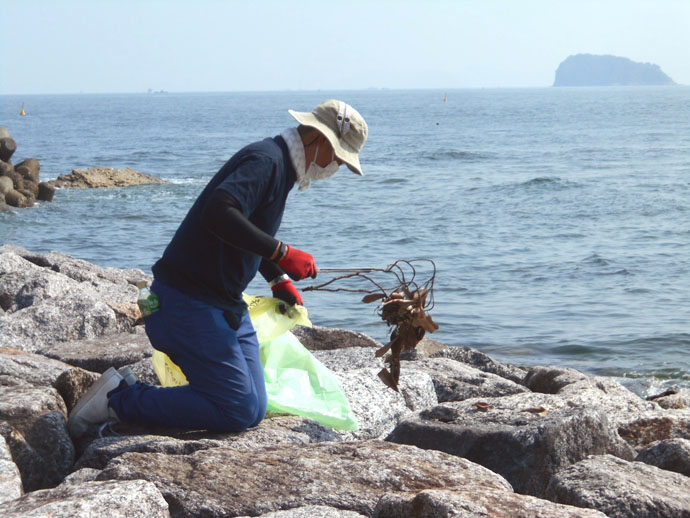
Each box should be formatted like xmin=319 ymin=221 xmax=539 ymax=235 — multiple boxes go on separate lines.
xmin=20 ymin=102 xmax=26 ymax=116
xmin=443 ymin=92 xmax=448 ymax=103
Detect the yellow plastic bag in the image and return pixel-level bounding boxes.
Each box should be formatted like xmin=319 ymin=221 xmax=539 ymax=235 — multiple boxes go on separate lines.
xmin=151 ymin=295 xmax=358 ymax=430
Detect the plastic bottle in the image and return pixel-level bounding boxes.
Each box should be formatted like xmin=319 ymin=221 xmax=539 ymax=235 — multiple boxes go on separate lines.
xmin=136 ymin=280 xmax=160 ymax=317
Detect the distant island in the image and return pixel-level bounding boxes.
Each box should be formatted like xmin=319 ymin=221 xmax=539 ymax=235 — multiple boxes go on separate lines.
xmin=553 ymin=54 xmax=675 ymax=87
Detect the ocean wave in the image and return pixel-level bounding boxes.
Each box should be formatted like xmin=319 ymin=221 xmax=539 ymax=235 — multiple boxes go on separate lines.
xmin=417 ymin=150 xmax=491 ymax=162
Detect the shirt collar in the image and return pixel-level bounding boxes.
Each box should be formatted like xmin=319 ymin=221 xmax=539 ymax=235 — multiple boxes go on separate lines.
xmin=280 ymin=127 xmax=306 ymax=183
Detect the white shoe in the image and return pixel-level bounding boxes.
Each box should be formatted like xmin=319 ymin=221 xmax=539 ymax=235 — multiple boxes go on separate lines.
xmin=117 ymin=366 xmax=138 ymax=386
xmin=68 ymin=367 xmax=123 ymax=438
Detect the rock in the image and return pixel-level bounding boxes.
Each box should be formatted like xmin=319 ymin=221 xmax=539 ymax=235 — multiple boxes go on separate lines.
xmin=0 ymin=435 xmax=23 ymax=504
xmin=399 ymin=336 xmax=449 ymax=360
xmin=20 ymin=179 xmax=38 ymax=198
xmin=387 ymin=392 xmax=634 ymax=497
xmin=3 ymin=189 xmax=27 ymax=208
xmin=651 ymin=389 xmax=690 ymax=410
xmin=0 ymin=385 xmax=72 ymax=491
xmin=96 ymin=440 xmax=512 ymax=517
xmin=335 ymin=367 xmax=436 ymax=441
xmin=617 ymin=409 xmax=690 ymax=450
xmin=636 ymin=438 xmax=690 ymax=476
xmin=54 ymin=367 xmax=100 ymax=413
xmin=38 ymin=332 xmax=153 ymax=373
xmin=0 ymin=176 xmax=13 ymax=194
xmin=526 ymin=366 xmax=658 ymax=427
xmin=47 ymin=166 xmax=167 ymax=188
xmin=6 ymin=170 xmax=23 ymax=191
xmin=430 ymin=344 xmax=528 ymax=383
xmin=400 ymin=357 xmax=528 ymax=402
xmin=292 ymin=325 xmax=383 ymax=351
xmin=375 ymin=488 xmax=608 ymax=518
xmin=0 ymin=160 xmax=12 ymax=176
xmin=546 ymin=454 xmax=690 ymax=518
xmin=0 ymin=127 xmax=9 ymax=139
xmin=58 ymin=467 xmax=101 ymax=486
xmin=14 ymin=159 xmax=39 ymax=183
xmin=524 ymin=365 xmax=589 ymax=393
xmin=74 ymin=415 xmax=341 ymax=471
xmin=0 ymin=137 xmax=16 ymax=162
xmin=239 ymin=506 xmax=366 ymax=518
xmin=0 ymin=347 xmax=78 ymax=388
xmin=311 ymin=346 xmax=384 ymax=372
xmin=37 ymin=181 xmax=55 ymax=202
xmin=17 ymin=189 xmax=35 ymax=207
xmin=0 ymin=479 xmax=170 ymax=517
xmin=0 ymin=249 xmax=143 ymax=352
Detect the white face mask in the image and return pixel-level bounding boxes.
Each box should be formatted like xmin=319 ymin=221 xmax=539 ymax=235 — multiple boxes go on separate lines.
xmin=298 ymin=143 xmax=340 ymax=191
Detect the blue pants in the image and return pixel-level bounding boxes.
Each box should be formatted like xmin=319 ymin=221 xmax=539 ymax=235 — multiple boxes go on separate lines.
xmin=109 ymin=280 xmax=267 ymax=432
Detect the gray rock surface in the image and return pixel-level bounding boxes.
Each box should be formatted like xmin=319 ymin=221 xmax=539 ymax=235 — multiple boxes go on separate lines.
xmin=0 ymin=479 xmax=170 ymax=517
xmin=0 ymin=435 xmax=22 ymax=504
xmin=401 ymin=357 xmax=528 ymax=402
xmin=636 ymin=438 xmax=690 ymax=477
xmin=388 ymin=392 xmax=634 ymax=497
xmin=239 ymin=506 xmax=366 ymax=518
xmin=375 ymin=488 xmax=608 ymax=518
xmin=431 ymin=344 xmax=528 ymax=384
xmin=96 ymin=440 xmax=512 ymax=517
xmin=38 ymin=332 xmax=153 ymax=373
xmin=293 ymin=325 xmax=382 ymax=351
xmin=0 ymin=347 xmax=77 ymax=388
xmin=74 ymin=415 xmax=341 ymax=471
xmin=547 ymin=454 xmax=690 ymax=518
xmin=617 ymin=408 xmax=690 ymax=450
xmin=334 ymin=367 xmax=436 ymax=440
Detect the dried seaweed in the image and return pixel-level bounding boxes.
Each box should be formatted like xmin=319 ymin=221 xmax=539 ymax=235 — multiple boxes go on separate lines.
xmin=304 ymin=259 xmax=439 ymax=391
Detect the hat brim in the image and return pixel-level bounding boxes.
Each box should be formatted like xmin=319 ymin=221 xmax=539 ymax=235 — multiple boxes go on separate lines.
xmin=289 ymin=109 xmax=363 ymax=176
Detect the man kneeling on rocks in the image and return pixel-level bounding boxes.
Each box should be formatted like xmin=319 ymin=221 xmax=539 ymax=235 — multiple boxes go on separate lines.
xmin=67 ymin=100 xmax=368 ymax=438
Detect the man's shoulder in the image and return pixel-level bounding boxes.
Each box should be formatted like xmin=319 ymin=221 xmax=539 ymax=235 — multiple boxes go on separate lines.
xmin=240 ymin=136 xmax=284 ymax=162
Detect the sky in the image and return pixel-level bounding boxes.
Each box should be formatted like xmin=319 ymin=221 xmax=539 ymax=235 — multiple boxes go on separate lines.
xmin=1 ymin=0 xmax=688 ymax=95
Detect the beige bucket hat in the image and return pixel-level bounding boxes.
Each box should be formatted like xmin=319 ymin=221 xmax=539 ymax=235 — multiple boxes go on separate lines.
xmin=288 ymin=99 xmax=368 ymax=175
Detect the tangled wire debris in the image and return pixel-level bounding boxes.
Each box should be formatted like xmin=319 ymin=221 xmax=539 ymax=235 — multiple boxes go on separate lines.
xmin=304 ymin=259 xmax=439 ymax=391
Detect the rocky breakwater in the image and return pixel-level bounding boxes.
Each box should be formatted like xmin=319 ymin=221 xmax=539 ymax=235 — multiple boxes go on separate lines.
xmin=46 ymin=166 xmax=167 ymax=189
xmin=2 ymin=245 xmax=690 ymax=517
xmin=0 ymin=127 xmax=55 ymax=210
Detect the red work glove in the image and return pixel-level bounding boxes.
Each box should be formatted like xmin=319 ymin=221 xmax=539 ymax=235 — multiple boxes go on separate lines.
xmin=277 ymin=245 xmax=317 ymax=281
xmin=271 ymin=277 xmax=303 ymax=306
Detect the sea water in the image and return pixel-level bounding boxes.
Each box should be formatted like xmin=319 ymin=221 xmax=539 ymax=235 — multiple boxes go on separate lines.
xmin=1 ymin=88 xmax=689 ymax=395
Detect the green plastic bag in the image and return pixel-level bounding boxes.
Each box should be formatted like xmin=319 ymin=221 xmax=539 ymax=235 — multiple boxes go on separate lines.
xmin=152 ymin=295 xmax=358 ymax=431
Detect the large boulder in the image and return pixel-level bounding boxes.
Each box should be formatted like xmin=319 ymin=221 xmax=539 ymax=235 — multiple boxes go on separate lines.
xmin=0 ymin=176 xmax=13 ymax=194
xmin=14 ymin=159 xmax=40 ymax=183
xmin=0 ymin=385 xmax=73 ymax=491
xmin=0 ymin=435 xmax=22 ymax=504
xmin=335 ymin=367 xmax=437 ymax=440
xmin=400 ymin=357 xmax=528 ymax=402
xmin=546 ymin=454 xmax=690 ymax=518
xmin=387 ymin=392 xmax=634 ymax=497
xmin=292 ymin=325 xmax=382 ymax=351
xmin=0 ymin=479 xmax=170 ymax=517
xmin=431 ymin=344 xmax=528 ymax=384
xmin=73 ymin=415 xmax=341 ymax=471
xmin=47 ymin=166 xmax=167 ymax=188
xmin=0 ymin=137 xmax=16 ymax=162
xmin=96 ymin=440 xmax=512 ymax=517
xmin=636 ymin=438 xmax=690 ymax=477
xmin=617 ymin=408 xmax=690 ymax=450
xmin=375 ymin=488 xmax=608 ymax=518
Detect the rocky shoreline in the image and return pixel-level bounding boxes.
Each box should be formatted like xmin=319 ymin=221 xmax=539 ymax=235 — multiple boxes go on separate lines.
xmin=2 ymin=244 xmax=690 ymax=517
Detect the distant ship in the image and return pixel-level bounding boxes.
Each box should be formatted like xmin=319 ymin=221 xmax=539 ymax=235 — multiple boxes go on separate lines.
xmin=20 ymin=102 xmax=26 ymax=116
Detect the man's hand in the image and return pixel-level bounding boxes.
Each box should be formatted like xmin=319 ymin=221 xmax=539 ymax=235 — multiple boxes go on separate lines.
xmin=277 ymin=245 xmax=317 ymax=281
xmin=271 ymin=277 xmax=303 ymax=306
